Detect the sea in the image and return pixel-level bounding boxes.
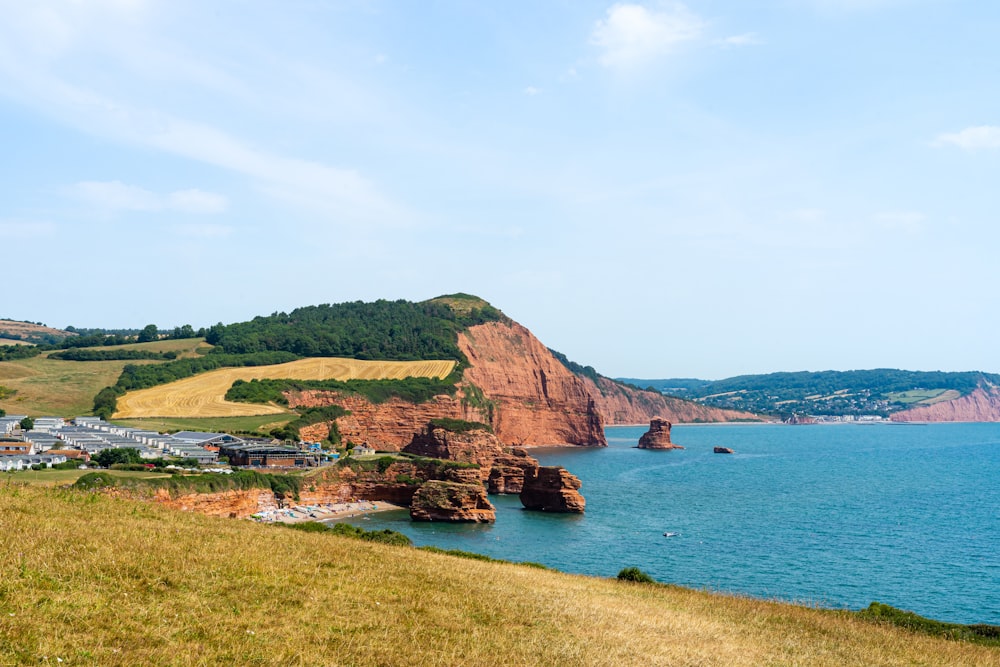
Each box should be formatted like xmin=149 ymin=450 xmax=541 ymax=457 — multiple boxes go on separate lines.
xmin=339 ymin=422 xmax=1000 ymax=625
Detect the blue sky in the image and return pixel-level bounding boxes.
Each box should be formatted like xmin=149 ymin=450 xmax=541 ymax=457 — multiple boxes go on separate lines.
xmin=1 ymin=0 xmax=998 ymax=379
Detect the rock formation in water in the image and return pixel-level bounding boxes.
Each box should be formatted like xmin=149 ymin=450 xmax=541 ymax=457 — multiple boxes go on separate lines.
xmin=520 ymin=466 xmax=585 ymax=513
xmin=890 ymin=385 xmax=1000 ymax=422
xmin=402 ymin=422 xmax=504 ymax=481
xmin=487 ymin=447 xmax=539 ymax=494
xmin=637 ymin=417 xmax=684 ymax=450
xmin=409 ymin=480 xmax=496 ymax=523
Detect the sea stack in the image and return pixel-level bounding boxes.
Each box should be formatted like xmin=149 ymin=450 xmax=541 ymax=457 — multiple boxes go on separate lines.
xmin=519 ymin=466 xmax=585 ymax=513
xmin=637 ymin=417 xmax=684 ymax=450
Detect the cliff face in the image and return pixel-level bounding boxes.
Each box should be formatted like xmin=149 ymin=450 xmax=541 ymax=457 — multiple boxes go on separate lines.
xmin=291 ymin=392 xmax=487 ymax=451
xmin=891 ymin=385 xmax=1000 ymax=422
xmin=291 ymin=316 xmax=752 ymax=451
xmin=583 ymin=376 xmax=757 ymax=425
xmin=458 ymin=321 xmax=606 ymax=446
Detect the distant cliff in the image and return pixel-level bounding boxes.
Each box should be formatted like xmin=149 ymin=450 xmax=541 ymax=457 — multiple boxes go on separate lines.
xmin=581 ymin=376 xmax=759 ymax=425
xmin=891 ymin=384 xmax=1000 ymax=422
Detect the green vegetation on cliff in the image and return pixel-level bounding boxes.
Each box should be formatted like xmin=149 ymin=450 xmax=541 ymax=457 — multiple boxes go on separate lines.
xmin=204 ymin=297 xmax=503 ymax=361
xmin=225 ymin=375 xmax=459 ymax=406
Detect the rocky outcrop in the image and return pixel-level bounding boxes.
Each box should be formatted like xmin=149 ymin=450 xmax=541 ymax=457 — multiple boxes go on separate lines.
xmin=293 ymin=392 xmax=487 ymax=451
xmin=458 ymin=321 xmax=606 ymax=447
xmin=487 ymin=447 xmax=539 ymax=494
xmin=714 ymin=447 xmax=734 ymax=454
xmin=409 ymin=480 xmax=495 ymax=522
xmin=520 ymin=466 xmax=585 ymax=513
xmin=637 ymin=417 xmax=684 ymax=450
xmin=583 ymin=376 xmax=758 ymax=425
xmin=891 ymin=385 xmax=1000 ymax=422
xmin=402 ymin=424 xmax=504 ymax=480
xmin=149 ymin=488 xmax=280 ymax=519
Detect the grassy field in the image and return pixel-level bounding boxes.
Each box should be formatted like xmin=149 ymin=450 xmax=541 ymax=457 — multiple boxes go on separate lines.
xmin=0 ymin=339 xmax=211 ymax=417
xmin=0 ymin=483 xmax=995 ymax=666
xmin=39 ymin=337 xmax=212 ymax=359
xmin=112 ymin=415 xmax=294 ymax=435
xmin=0 ymin=357 xmax=151 ymax=417
xmin=114 ymin=357 xmax=457 ymax=419
xmin=5 ymin=468 xmax=170 ymax=487
xmin=888 ymin=389 xmax=962 ymax=405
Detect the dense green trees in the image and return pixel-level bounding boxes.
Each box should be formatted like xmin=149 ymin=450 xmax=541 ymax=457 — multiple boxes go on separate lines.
xmin=94 ymin=448 xmax=142 ymax=467
xmin=205 ymin=298 xmax=502 ymax=361
xmin=137 ymin=324 xmax=159 ymax=343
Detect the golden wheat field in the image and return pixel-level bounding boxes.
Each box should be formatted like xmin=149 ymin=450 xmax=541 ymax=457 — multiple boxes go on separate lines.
xmin=113 ymin=357 xmax=456 ymax=419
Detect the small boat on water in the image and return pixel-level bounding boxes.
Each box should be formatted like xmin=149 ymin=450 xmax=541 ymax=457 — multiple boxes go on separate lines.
xmin=663 ymin=532 xmax=679 ymax=538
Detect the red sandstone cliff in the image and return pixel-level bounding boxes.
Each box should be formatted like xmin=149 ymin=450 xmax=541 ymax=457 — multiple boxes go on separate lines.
xmin=582 ymin=376 xmax=758 ymax=425
xmin=891 ymin=385 xmax=1000 ymax=422
xmin=458 ymin=321 xmax=606 ymax=447
xmin=291 ymin=316 xmax=754 ymax=450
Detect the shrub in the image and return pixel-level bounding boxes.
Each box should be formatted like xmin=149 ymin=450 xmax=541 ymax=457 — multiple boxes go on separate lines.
xmin=617 ymin=567 xmax=656 ymax=583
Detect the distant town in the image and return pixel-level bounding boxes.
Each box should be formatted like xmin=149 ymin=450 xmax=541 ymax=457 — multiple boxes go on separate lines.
xmin=0 ymin=415 xmax=349 ymax=472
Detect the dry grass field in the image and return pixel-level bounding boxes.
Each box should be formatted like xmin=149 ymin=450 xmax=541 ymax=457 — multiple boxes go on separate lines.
xmin=114 ymin=357 xmax=457 ymax=419
xmin=0 ymin=483 xmax=995 ymax=666
xmin=0 ymin=357 xmax=146 ymax=417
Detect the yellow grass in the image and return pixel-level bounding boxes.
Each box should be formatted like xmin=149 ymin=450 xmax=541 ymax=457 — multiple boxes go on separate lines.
xmin=114 ymin=357 xmax=457 ymax=419
xmin=0 ymin=483 xmax=995 ymax=666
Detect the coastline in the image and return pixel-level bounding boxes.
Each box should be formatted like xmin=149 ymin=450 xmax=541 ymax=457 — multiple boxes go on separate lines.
xmin=250 ymin=500 xmax=405 ymax=524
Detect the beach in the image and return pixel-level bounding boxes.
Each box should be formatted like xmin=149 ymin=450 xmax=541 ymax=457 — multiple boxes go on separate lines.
xmin=250 ymin=500 xmax=405 ymax=524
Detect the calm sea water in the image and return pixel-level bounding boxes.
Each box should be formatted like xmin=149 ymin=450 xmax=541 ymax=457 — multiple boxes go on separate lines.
xmin=342 ymin=423 xmax=1000 ymax=624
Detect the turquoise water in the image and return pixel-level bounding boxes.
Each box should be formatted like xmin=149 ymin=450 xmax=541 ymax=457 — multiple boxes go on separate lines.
xmin=343 ymin=423 xmax=1000 ymax=624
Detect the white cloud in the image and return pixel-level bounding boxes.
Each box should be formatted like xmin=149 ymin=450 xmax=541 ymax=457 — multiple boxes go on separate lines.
xmin=168 ymin=189 xmax=228 ymax=214
xmin=65 ymin=181 xmax=228 ymax=215
xmin=591 ymin=2 xmax=703 ymax=69
xmin=523 ymin=86 xmax=541 ymax=96
xmin=0 ymin=220 xmax=56 ymax=238
xmin=0 ymin=2 xmax=403 ymax=226
xmin=716 ymin=33 xmax=763 ymax=47
xmin=933 ymin=126 xmax=1000 ymax=151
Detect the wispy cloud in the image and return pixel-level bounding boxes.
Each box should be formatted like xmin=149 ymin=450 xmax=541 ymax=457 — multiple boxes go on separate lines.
xmin=64 ymin=181 xmax=228 ymax=215
xmin=590 ymin=2 xmax=703 ymax=69
xmin=0 ymin=1 xmax=405 ymax=226
xmin=523 ymin=86 xmax=541 ymax=96
xmin=933 ymin=126 xmax=1000 ymax=151
xmin=716 ymin=33 xmax=763 ymax=48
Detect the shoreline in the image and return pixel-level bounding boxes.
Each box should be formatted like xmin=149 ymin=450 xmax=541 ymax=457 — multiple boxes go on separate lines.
xmin=250 ymin=500 xmax=405 ymax=524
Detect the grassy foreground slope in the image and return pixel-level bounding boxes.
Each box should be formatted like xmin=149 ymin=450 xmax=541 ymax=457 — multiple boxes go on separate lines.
xmin=1 ymin=485 xmax=995 ymax=666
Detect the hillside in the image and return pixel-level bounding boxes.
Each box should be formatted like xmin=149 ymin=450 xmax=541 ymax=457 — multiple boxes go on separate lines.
xmin=5 ymin=295 xmax=757 ymax=438
xmin=0 ymin=319 xmax=74 ymax=346
xmin=1 ymin=483 xmax=995 ymax=665
xmin=624 ymin=370 xmax=1000 ymax=420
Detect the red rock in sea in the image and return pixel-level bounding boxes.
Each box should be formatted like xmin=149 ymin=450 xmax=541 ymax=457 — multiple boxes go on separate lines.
xmin=519 ymin=466 xmax=585 ymax=513
xmin=637 ymin=417 xmax=684 ymax=450
xmin=409 ymin=480 xmax=496 ymax=523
